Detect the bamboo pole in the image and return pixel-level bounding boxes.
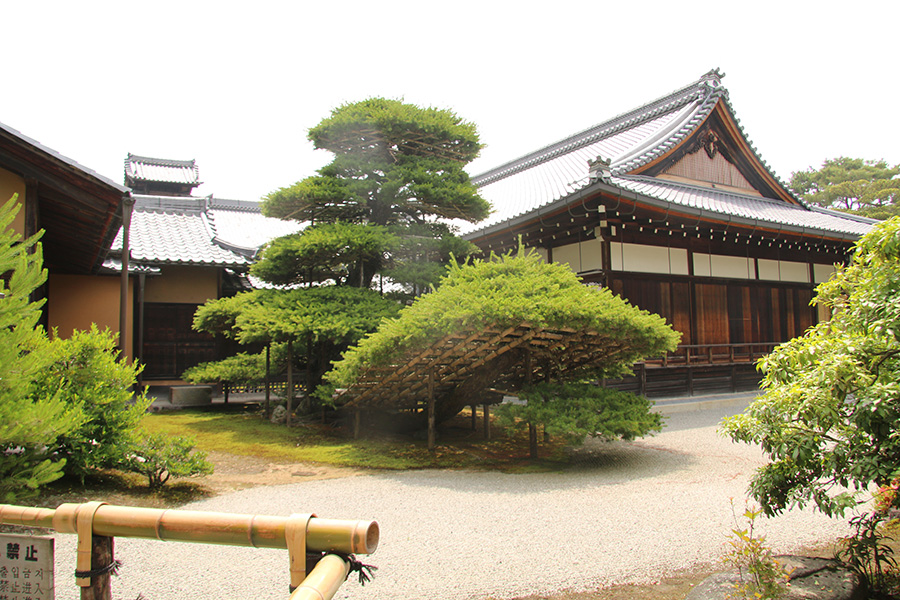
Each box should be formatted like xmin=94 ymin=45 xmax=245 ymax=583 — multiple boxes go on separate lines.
xmin=290 ymin=554 xmax=351 ymax=600
xmin=0 ymin=504 xmax=379 ymax=554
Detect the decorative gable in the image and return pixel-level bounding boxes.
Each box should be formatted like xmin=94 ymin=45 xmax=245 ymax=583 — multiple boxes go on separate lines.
xmin=658 ymin=147 xmax=759 ymax=195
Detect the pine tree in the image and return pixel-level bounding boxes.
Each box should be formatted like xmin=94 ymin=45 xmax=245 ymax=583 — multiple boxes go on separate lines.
xmin=0 ymin=196 xmax=83 ymax=500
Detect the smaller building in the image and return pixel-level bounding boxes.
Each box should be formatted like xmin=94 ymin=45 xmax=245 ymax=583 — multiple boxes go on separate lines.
xmin=108 ymin=155 xmax=302 ymax=383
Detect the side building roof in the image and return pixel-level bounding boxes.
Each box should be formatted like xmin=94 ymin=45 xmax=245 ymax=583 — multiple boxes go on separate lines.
xmin=106 ymin=195 xmax=303 ymax=270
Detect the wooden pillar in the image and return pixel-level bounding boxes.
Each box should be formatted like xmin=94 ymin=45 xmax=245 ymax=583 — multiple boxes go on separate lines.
xmin=81 ymin=535 xmax=114 ymax=600
xmin=470 ymin=404 xmax=477 ymax=430
xmin=483 ymin=403 xmax=491 ymax=440
xmin=427 ymin=369 xmax=436 ymax=451
xmin=353 ymin=409 xmax=361 ymax=440
xmin=118 ymin=196 xmax=134 ymax=357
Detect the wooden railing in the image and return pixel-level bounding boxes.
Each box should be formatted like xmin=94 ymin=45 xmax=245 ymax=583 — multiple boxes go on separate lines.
xmin=644 ymin=342 xmax=780 ymax=368
xmin=0 ymin=502 xmax=379 ymax=600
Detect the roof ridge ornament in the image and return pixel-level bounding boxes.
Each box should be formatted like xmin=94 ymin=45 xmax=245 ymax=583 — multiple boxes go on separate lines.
xmin=588 ymin=156 xmax=612 ymax=184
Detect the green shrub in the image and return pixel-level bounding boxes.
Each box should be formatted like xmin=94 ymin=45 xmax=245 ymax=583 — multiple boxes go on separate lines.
xmin=723 ymin=503 xmax=791 ymax=600
xmin=124 ymin=432 xmax=213 ymax=490
xmin=32 ymin=326 xmax=151 ymax=481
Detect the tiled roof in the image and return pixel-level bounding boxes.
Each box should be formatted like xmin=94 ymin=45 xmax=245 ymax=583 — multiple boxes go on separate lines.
xmin=611 ymin=176 xmax=874 ymax=238
xmin=463 ymin=69 xmax=873 ymax=240
xmin=124 ymin=154 xmax=201 ymax=186
xmin=110 ymin=195 xmax=303 ymax=268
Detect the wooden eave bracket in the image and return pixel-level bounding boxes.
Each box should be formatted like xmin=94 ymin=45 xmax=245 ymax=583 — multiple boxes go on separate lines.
xmin=286 ymin=512 xmax=316 ymax=591
xmin=75 ymin=501 xmax=107 ymax=587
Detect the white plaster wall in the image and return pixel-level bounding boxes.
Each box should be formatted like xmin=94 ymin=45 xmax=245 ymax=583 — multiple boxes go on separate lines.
xmin=610 ymin=242 xmax=688 ymax=275
xmin=813 ymin=263 xmax=836 ymax=284
xmin=692 ymin=253 xmax=753 ymax=279
xmin=551 ymin=238 xmax=603 ymax=273
xmin=758 ymin=259 xmax=811 ymax=283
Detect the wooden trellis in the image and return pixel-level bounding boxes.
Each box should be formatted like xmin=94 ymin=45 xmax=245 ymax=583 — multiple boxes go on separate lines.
xmin=336 ymin=322 xmax=639 ymax=446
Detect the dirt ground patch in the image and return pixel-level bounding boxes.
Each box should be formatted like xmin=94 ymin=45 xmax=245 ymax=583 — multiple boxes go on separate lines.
xmin=196 ymin=450 xmax=363 ymax=493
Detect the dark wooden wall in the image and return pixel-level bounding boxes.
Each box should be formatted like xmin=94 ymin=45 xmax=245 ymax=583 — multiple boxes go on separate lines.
xmin=608 ymin=274 xmax=816 ymax=350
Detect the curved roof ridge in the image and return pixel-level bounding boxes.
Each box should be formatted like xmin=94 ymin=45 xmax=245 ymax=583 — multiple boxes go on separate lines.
xmin=712 ymin=93 xmax=803 ymax=204
xmin=472 ymin=69 xmax=725 ymax=187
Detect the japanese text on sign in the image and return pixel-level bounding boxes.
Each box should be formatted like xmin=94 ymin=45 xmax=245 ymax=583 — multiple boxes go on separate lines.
xmin=0 ymin=535 xmax=54 ymax=600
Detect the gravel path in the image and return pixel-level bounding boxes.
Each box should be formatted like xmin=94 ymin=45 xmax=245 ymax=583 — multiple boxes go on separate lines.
xmin=51 ymin=401 xmax=850 ymax=600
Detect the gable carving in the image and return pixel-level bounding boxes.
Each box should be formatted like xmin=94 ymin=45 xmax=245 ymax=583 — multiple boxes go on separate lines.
xmin=662 ymin=142 xmax=755 ymax=191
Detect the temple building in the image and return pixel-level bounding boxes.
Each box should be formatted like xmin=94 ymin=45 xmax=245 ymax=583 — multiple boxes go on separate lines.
xmin=462 ymin=69 xmax=874 ymax=396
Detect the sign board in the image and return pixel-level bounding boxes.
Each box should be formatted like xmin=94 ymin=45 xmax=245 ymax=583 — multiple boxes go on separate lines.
xmin=0 ymin=534 xmax=54 ymax=600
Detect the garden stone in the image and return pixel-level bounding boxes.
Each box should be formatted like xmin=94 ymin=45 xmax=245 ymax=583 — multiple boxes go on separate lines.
xmin=270 ymin=405 xmax=287 ymax=424
xmin=684 ymin=555 xmax=864 ymax=600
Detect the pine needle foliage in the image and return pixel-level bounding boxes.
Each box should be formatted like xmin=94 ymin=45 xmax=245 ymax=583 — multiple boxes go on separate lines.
xmin=0 ymin=196 xmax=84 ymax=501
xmin=328 ymin=248 xmax=681 ymax=388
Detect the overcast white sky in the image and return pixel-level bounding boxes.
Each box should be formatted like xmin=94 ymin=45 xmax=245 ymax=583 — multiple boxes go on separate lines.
xmin=4 ymin=1 xmax=898 ymax=202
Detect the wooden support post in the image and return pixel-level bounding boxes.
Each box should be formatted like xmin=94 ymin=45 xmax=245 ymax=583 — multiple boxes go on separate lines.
xmin=223 ymin=382 xmax=229 ymax=404
xmin=353 ymin=409 xmax=361 ymax=440
xmin=286 ymin=341 xmax=294 ymax=427
xmin=470 ymin=404 xmax=477 ymax=430
xmin=264 ymin=344 xmax=271 ymax=418
xmin=529 ymin=423 xmax=538 ymax=459
xmin=81 ymin=535 xmax=114 ymax=600
xmin=427 ymin=368 xmax=436 ymax=451
xmin=639 ymin=363 xmax=647 ymax=397
xmin=483 ymin=404 xmax=491 ymax=440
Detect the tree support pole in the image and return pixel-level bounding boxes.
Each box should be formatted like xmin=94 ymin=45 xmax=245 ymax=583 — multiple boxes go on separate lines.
xmin=525 ymin=348 xmax=537 ymax=458
xmin=286 ymin=341 xmax=294 ymax=427
xmin=483 ymin=404 xmax=491 ymax=440
xmin=264 ymin=343 xmax=271 ymax=418
xmin=427 ymin=368 xmax=436 ymax=451
xmin=470 ymin=404 xmax=477 ymax=430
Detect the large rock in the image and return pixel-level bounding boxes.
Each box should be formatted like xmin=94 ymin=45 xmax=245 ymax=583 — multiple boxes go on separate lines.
xmin=169 ymin=385 xmax=212 ymax=406
xmin=685 ymin=555 xmax=864 ymax=600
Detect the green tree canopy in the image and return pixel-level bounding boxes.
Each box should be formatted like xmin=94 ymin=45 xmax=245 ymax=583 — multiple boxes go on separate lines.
xmin=258 ymin=97 xmax=490 ymax=293
xmin=722 ymin=216 xmax=900 ymax=517
xmin=327 ymin=250 xmax=680 ymax=424
xmin=789 ymin=157 xmax=900 ymax=219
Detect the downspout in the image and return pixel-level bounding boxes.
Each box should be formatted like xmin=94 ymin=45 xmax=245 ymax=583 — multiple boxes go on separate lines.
xmin=119 ymin=193 xmax=135 ymax=358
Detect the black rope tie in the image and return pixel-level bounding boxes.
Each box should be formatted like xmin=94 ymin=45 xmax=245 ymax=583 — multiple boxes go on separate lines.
xmin=343 ymin=554 xmax=378 ymax=586
xmin=75 ymin=559 xmax=122 ymax=579
xmin=300 ymin=552 xmax=378 ymax=587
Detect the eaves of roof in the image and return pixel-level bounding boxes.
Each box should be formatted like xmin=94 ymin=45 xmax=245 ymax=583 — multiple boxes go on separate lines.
xmin=463 ymin=175 xmax=874 ymax=243
xmin=0 ymin=121 xmax=130 ymax=194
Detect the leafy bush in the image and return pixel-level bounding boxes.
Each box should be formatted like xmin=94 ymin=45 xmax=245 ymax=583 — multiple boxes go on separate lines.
xmin=837 ymin=512 xmax=897 ymax=595
xmin=31 ymin=326 xmax=150 ymax=481
xmin=721 ymin=217 xmax=900 ymax=517
xmin=124 ymin=432 xmax=213 ymax=490
xmin=495 ymin=382 xmax=663 ymax=445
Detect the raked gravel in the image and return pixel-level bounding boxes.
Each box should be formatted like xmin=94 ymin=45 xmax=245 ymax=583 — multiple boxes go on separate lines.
xmin=50 ymin=401 xmax=851 ymax=600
